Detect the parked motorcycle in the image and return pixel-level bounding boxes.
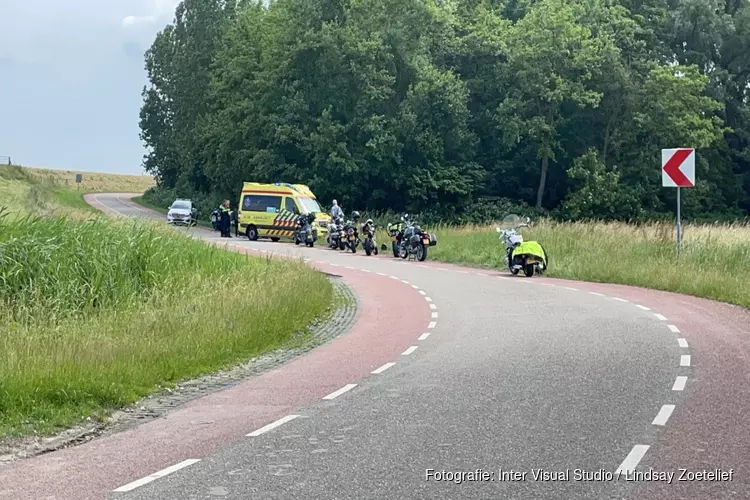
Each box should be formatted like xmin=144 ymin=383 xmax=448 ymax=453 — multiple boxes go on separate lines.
xmin=294 ymin=212 xmax=317 ymax=247
xmin=360 ymin=218 xmax=379 ymax=256
xmin=496 ymin=214 xmax=548 ymax=277
xmin=397 ymin=214 xmax=437 ymax=262
xmin=342 ymin=211 xmax=361 ymax=253
xmin=210 ymin=208 xmax=221 ymax=231
xmin=327 ymin=216 xmax=343 ymax=249
xmin=387 ymin=220 xmax=406 ymax=257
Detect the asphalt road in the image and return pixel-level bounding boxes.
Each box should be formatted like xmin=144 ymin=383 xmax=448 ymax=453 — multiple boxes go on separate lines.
xmin=4 ymin=193 xmax=746 ymax=500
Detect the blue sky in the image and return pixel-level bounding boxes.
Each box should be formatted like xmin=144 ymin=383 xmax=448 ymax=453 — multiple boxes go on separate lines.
xmin=0 ymin=0 xmax=180 ymax=174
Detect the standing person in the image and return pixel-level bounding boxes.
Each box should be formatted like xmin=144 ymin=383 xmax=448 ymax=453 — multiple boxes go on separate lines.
xmin=219 ymin=200 xmax=231 ymax=238
xmin=330 ymin=199 xmax=343 ymax=220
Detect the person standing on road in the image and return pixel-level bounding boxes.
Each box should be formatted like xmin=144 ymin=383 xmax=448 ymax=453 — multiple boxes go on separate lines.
xmin=219 ymin=200 xmax=232 ymax=238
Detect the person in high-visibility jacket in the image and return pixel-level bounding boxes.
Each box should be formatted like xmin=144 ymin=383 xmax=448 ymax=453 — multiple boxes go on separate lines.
xmin=219 ymin=200 xmax=232 ymax=237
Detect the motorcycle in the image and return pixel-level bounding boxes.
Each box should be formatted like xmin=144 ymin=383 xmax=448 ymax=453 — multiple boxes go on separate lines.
xmin=294 ymin=212 xmax=317 ymax=247
xmin=496 ymin=214 xmax=548 ymax=277
xmin=387 ymin=220 xmax=406 ymax=257
xmin=342 ymin=211 xmax=361 ymax=253
xmin=397 ymin=214 xmax=437 ymax=262
xmin=327 ymin=216 xmax=343 ymax=249
xmin=210 ymin=208 xmax=221 ymax=231
xmin=360 ymin=218 xmax=379 ymax=256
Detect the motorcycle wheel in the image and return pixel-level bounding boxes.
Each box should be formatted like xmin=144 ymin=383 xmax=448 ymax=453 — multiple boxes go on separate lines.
xmin=364 ymin=241 xmax=372 ymax=256
xmin=399 ymin=245 xmax=408 ymax=259
xmin=417 ymin=244 xmax=427 ymax=262
xmin=523 ymin=263 xmax=535 ymax=277
xmin=392 ymin=241 xmax=399 ymax=258
xmin=350 ymin=241 xmax=356 ymax=253
xmin=510 ymin=268 xmax=519 ymax=275
xmin=339 ymin=241 xmax=346 ymax=251
xmin=294 ymin=236 xmax=300 ymax=245
xmin=373 ymin=245 xmax=379 ymax=255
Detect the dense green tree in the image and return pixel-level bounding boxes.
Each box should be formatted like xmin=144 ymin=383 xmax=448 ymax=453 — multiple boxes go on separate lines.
xmin=138 ymin=0 xmax=750 ymax=223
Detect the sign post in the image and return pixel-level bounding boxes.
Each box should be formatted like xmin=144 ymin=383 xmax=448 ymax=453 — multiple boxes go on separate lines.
xmin=661 ymin=148 xmax=695 ymax=255
xmin=75 ymin=173 xmax=83 ymax=190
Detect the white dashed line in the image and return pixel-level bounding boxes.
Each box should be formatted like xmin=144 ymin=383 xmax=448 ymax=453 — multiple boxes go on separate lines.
xmin=371 ymin=362 xmax=396 ymax=374
xmin=401 ymin=280 xmax=410 ymax=284
xmin=563 ymin=286 xmax=579 ymax=291
xmin=616 ymin=445 xmax=650 ymax=476
xmin=418 ymin=265 xmax=429 ymax=268
xmin=419 ymin=290 xmax=427 ymax=296
xmin=680 ymin=355 xmax=691 ymax=367
xmin=429 ymin=303 xmax=437 ymax=310
xmin=668 ymin=325 xmax=680 ymax=333
xmin=113 ymin=459 xmax=202 ymax=492
xmin=376 ymin=272 xmax=386 ymax=276
xmin=323 ymin=384 xmax=357 ymax=400
xmin=431 ymin=312 xmax=438 ymax=318
xmin=653 ymin=313 xmax=667 ymax=321
xmin=411 ymin=284 xmax=420 ymax=289
xmin=612 ymin=297 xmax=629 ymax=303
xmin=424 ymin=297 xmax=432 ymax=302
xmin=476 ymin=273 xmax=488 ymax=276
xmin=652 ymin=405 xmax=676 ymax=426
xmin=677 ymin=338 xmax=689 ymax=348
xmin=635 ymin=304 xmax=651 ymax=311
xmin=329 ymin=263 xmax=339 ymax=267
xmin=361 ymin=269 xmax=371 ymax=273
xmin=390 ymin=275 xmax=400 ymax=280
xmin=418 ymin=333 xmax=430 ymax=341
xmin=428 ymin=321 xmax=437 ymax=329
xmin=589 ymin=292 xmax=605 ymax=297
xmin=401 ymin=346 xmax=419 ymax=355
xmin=672 ymin=376 xmax=687 ymax=391
xmin=246 ymin=414 xmax=300 ymax=437
xmin=457 ymin=271 xmax=469 ymax=274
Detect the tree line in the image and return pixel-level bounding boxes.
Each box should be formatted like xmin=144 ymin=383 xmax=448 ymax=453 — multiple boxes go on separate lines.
xmin=139 ymin=0 xmax=750 ymax=224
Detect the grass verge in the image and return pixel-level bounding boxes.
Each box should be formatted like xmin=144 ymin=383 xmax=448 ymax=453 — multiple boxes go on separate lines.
xmin=0 ymin=165 xmax=333 ymax=439
xmin=373 ymin=219 xmax=750 ymax=309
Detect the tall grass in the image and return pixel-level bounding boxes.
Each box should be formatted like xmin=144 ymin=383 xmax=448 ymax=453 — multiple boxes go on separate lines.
xmin=376 ymin=218 xmax=750 ymax=309
xmin=0 ymin=208 xmax=332 ymax=438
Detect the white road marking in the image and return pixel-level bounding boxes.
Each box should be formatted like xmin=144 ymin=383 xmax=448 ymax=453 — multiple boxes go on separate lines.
xmin=418 ymin=265 xmax=429 ymax=268
xmin=361 ymin=269 xmax=371 ymax=273
xmin=390 ymin=275 xmax=400 ymax=280
xmin=429 ymin=304 xmax=437 ymax=310
xmin=652 ymin=405 xmax=676 ymax=426
xmin=411 ymin=284 xmax=420 ymax=289
xmin=246 ymin=414 xmax=300 ymax=437
xmin=636 ymin=304 xmax=651 ymax=311
xmin=437 ymin=268 xmax=450 ymax=271
xmin=431 ymin=312 xmax=438 ymax=318
xmin=680 ymin=355 xmax=691 ymax=367
xmin=653 ymin=313 xmax=667 ymax=321
xmin=615 ymin=445 xmax=650 ymax=477
xmin=329 ymin=263 xmax=339 ymax=267
xmin=401 ymin=280 xmax=410 ymax=284
xmin=113 ymin=459 xmax=202 ymax=492
xmin=457 ymin=270 xmax=469 ymax=274
xmin=418 ymin=332 xmax=430 ymax=341
xmin=563 ymin=286 xmax=579 ymax=291
xmin=428 ymin=321 xmax=437 ymax=329
xmin=668 ymin=324 xmax=681 ymax=333
xmin=677 ymin=338 xmax=689 ymax=348
xmin=589 ymin=292 xmax=605 ymax=297
xmin=476 ymin=273 xmax=488 ymax=276
xmin=672 ymin=376 xmax=687 ymax=391
xmin=401 ymin=346 xmax=419 ymax=355
xmin=419 ymin=290 xmax=427 ymax=296
xmin=425 ymin=297 xmax=433 ymax=302
xmin=612 ymin=297 xmax=629 ymax=302
xmin=371 ymin=362 xmax=396 ymax=374
xmin=376 ymin=272 xmax=386 ymax=276
xmin=323 ymin=384 xmax=357 ymax=400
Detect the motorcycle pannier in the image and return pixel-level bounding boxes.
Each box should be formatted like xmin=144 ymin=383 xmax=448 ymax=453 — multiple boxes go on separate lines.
xmin=428 ymin=233 xmax=438 ymax=246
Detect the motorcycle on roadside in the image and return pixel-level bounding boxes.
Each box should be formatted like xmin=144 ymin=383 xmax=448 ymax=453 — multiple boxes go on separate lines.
xmin=387 ymin=220 xmax=406 ymax=257
xmin=496 ymin=214 xmax=548 ymax=277
xmin=294 ymin=212 xmax=317 ymax=247
xmin=342 ymin=211 xmax=361 ymax=253
xmin=360 ymin=218 xmax=379 ymax=256
xmin=397 ymin=214 xmax=437 ymax=262
xmin=327 ymin=216 xmax=343 ymax=249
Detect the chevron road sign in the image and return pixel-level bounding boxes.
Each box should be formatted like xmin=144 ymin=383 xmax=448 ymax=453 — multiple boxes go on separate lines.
xmin=661 ymin=148 xmax=696 ymax=255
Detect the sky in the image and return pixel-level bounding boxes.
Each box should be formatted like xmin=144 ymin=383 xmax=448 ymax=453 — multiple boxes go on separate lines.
xmin=0 ymin=0 xmax=180 ymax=174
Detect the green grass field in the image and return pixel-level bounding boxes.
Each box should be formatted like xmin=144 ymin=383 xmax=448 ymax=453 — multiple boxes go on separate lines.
xmin=0 ymin=165 xmax=332 ymax=438
xmin=375 ymin=219 xmax=750 ymax=309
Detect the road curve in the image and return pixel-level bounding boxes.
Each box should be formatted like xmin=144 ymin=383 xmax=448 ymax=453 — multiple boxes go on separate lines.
xmin=1 ymin=193 xmax=747 ymax=499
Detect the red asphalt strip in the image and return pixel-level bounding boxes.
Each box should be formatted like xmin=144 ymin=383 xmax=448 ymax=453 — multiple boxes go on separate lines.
xmin=0 ymin=257 xmax=431 ymax=500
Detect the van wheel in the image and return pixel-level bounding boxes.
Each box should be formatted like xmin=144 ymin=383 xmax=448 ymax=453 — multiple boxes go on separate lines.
xmin=247 ymin=226 xmax=259 ymax=241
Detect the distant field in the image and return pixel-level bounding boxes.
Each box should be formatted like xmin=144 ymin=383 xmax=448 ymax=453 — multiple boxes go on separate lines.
xmin=0 ymin=164 xmax=332 ymax=439
xmin=23 ymin=165 xmax=155 ymax=193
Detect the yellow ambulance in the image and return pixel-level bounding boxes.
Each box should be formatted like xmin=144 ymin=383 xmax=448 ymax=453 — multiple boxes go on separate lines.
xmin=237 ymin=182 xmax=331 ymax=241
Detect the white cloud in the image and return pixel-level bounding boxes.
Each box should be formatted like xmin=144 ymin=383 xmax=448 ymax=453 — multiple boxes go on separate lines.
xmin=122 ymin=0 xmax=180 ymax=28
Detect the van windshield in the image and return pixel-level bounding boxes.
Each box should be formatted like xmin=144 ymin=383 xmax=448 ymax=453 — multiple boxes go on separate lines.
xmin=298 ymin=197 xmax=322 ymax=214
